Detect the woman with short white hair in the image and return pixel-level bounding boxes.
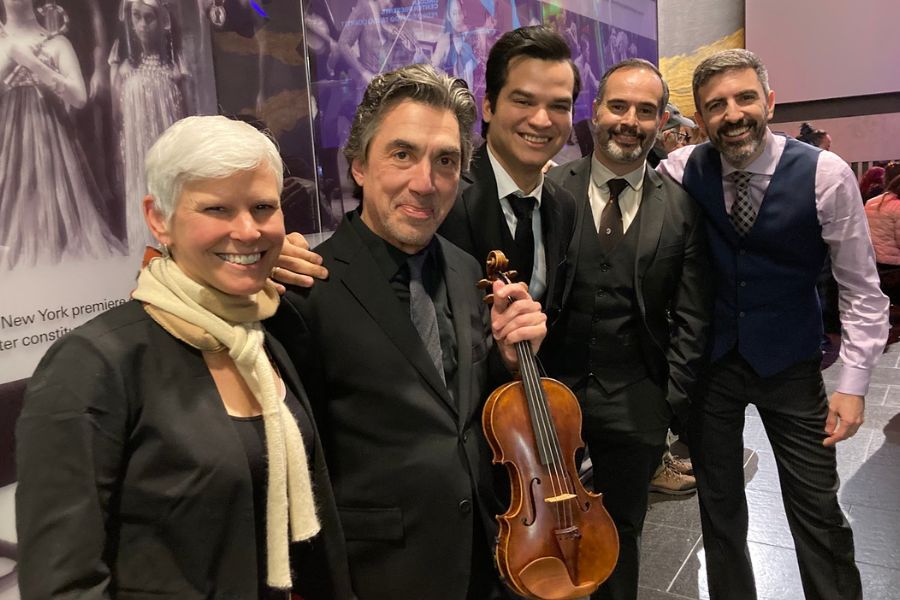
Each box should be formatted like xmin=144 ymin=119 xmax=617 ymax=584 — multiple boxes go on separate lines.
xmin=16 ymin=115 xmax=353 ymax=599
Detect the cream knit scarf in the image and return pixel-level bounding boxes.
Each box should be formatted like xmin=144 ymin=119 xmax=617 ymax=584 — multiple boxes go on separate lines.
xmin=132 ymin=257 xmax=319 ymax=590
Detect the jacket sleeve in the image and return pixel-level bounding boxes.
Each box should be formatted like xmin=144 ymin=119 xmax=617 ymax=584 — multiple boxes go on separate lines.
xmin=16 ymin=334 xmax=130 ymax=599
xmin=665 ymin=197 xmax=714 ymax=433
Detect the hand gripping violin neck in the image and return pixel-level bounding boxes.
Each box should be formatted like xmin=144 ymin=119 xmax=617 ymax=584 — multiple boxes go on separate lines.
xmin=479 ymin=251 xmax=619 ymax=600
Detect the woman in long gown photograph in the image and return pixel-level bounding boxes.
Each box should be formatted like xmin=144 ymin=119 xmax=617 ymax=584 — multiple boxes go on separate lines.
xmin=110 ymin=0 xmax=188 ymax=254
xmin=0 ymin=0 xmax=124 ymax=270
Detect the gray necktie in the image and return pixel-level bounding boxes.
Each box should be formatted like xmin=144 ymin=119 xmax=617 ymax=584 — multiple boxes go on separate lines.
xmin=729 ymin=171 xmax=756 ymax=237
xmin=408 ymin=252 xmax=445 ymax=384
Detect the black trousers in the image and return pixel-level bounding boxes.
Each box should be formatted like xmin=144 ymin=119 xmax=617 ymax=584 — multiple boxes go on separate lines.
xmin=690 ymin=351 xmax=861 ymax=600
xmin=579 ymin=375 xmax=670 ymax=600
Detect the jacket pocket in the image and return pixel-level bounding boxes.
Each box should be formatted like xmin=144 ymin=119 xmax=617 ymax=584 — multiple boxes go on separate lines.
xmin=338 ymin=506 xmax=404 ymax=542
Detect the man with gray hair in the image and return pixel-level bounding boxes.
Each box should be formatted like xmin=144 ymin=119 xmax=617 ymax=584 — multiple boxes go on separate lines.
xmin=267 ymin=63 xmax=547 ymax=600
xmin=659 ymin=49 xmax=888 ymax=600
xmin=545 ymin=57 xmax=712 ymax=600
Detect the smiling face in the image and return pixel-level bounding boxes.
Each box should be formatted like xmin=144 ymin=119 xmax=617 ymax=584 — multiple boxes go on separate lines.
xmin=144 ymin=165 xmax=285 ymax=296
xmin=592 ymin=66 xmax=667 ymax=175
xmin=694 ymin=67 xmax=775 ymax=168
xmin=483 ymin=56 xmax=574 ymax=192
xmin=353 ymin=100 xmax=462 ymax=254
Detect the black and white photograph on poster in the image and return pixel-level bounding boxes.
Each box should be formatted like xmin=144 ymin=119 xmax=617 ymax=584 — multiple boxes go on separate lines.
xmin=0 ymin=0 xmax=216 ymax=266
xmin=0 ymin=0 xmax=216 ymax=381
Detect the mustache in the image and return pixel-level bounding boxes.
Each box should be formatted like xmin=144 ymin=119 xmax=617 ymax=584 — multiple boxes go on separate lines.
xmin=607 ymin=124 xmax=646 ymax=141
xmin=719 ymin=119 xmax=757 ymax=136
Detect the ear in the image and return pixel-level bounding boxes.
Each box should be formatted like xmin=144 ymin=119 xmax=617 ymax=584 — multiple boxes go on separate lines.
xmin=658 ymin=110 xmax=671 ymax=131
xmin=482 ymin=96 xmax=494 ymax=124
xmin=143 ymin=196 xmax=171 ymax=246
xmin=350 ymin=158 xmax=366 ymax=189
xmin=693 ymin=110 xmax=707 ymax=135
xmin=591 ymin=98 xmax=602 ymax=126
xmin=765 ymin=88 xmax=776 ymax=120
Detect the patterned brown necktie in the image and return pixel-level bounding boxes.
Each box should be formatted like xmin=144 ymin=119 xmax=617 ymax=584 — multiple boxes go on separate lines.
xmin=598 ymin=178 xmax=628 ymax=253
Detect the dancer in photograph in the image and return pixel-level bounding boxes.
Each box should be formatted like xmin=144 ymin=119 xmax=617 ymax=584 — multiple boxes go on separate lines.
xmin=0 ymin=0 xmax=123 ymax=269
xmin=110 ymin=0 xmax=188 ymax=254
xmin=431 ymin=0 xmax=476 ymax=90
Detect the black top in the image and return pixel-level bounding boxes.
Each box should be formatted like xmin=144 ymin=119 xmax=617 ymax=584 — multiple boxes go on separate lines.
xmin=231 ymin=383 xmax=316 ymax=599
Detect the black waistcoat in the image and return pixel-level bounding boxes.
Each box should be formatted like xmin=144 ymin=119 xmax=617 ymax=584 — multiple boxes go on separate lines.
xmin=566 ymin=200 xmax=648 ymax=394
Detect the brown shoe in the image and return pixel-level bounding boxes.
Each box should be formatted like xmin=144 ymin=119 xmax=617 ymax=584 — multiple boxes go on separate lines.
xmin=649 ymin=464 xmax=697 ymax=495
xmin=667 ymin=455 xmax=693 ymax=476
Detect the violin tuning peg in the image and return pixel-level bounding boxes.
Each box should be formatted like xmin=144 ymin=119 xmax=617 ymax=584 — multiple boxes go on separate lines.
xmin=477 ymin=278 xmax=492 ymax=290
xmin=482 ymin=293 xmax=495 ymax=305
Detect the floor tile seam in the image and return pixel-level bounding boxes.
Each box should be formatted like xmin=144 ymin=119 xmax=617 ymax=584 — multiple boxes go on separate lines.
xmin=852 ymin=556 xmax=900 ymax=570
xmin=646 ymin=521 xmax=702 ymax=535
xmin=664 ymin=535 xmax=705 ymax=595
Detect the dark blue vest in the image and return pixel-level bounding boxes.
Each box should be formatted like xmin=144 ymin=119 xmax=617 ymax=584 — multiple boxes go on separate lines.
xmin=682 ymin=138 xmax=827 ymax=376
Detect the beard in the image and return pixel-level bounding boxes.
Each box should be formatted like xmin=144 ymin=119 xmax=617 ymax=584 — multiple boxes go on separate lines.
xmin=598 ymin=124 xmax=652 ymax=164
xmin=710 ymin=117 xmax=767 ymax=166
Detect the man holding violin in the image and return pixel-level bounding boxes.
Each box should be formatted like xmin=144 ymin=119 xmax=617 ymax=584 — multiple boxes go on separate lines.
xmin=267 ymin=63 xmax=547 ymax=600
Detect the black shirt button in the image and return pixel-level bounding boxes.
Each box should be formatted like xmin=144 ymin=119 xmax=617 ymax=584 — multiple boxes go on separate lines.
xmin=458 ymin=499 xmax=472 ymax=514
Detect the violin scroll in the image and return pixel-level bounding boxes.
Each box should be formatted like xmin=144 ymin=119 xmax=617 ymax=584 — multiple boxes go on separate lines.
xmin=477 ymin=250 xmax=523 ymax=305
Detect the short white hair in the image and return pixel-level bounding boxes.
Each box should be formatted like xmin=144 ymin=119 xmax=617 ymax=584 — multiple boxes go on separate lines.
xmin=145 ymin=115 xmax=284 ymax=220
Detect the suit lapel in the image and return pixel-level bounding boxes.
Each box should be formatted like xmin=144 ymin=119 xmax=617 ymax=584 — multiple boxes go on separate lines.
xmin=440 ymin=238 xmax=475 ymax=427
xmin=332 ymin=223 xmax=456 ymax=412
xmin=463 ymin=146 xmax=506 ymax=266
xmin=560 ymin=157 xmax=593 ymax=304
xmin=635 ymin=168 xmax=666 ymax=279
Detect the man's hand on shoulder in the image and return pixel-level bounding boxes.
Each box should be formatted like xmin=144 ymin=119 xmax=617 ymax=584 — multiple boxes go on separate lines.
xmin=489 ymin=280 xmax=547 ymax=374
xmin=270 ymin=232 xmax=329 ymax=294
xmin=823 ymin=391 xmax=865 ymax=447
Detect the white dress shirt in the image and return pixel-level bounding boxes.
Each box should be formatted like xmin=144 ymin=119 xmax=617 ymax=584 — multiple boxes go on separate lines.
xmin=588 ymin=156 xmax=646 ymax=233
xmin=486 ymin=146 xmax=547 ymax=300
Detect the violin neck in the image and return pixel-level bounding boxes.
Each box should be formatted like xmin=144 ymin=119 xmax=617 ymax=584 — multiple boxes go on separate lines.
xmin=514 ymin=341 xmax=563 ymax=467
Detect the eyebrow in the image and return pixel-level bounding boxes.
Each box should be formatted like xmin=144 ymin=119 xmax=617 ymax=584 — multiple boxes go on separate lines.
xmin=386 ymin=139 xmax=461 ymax=157
xmin=508 ymin=88 xmax=573 ymax=106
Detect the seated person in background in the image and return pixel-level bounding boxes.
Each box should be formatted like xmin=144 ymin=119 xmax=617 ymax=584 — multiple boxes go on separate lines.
xmin=860 ymin=165 xmax=886 ymax=202
xmin=15 ymin=116 xmax=353 ymax=599
xmin=865 ymin=161 xmax=900 ymax=268
xmin=796 ymin=121 xmax=831 ymax=150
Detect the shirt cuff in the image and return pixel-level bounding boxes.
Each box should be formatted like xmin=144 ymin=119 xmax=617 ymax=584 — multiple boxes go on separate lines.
xmin=835 ymin=364 xmax=872 ymax=397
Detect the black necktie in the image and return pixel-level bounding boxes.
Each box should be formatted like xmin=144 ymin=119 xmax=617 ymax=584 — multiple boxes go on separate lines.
xmin=599 ymin=178 xmax=628 ymax=253
xmin=508 ymin=195 xmax=536 ymax=286
xmin=407 ymin=252 xmax=445 ymax=384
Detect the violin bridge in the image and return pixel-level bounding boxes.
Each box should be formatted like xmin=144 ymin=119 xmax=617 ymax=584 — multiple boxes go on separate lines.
xmin=543 ymin=493 xmax=577 ymax=504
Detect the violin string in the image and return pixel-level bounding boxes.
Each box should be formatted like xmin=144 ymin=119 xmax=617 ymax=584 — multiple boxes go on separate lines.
xmin=525 ymin=347 xmax=575 ymax=529
xmin=518 ymin=342 xmax=570 ymax=529
xmin=504 ymin=269 xmax=572 ymax=529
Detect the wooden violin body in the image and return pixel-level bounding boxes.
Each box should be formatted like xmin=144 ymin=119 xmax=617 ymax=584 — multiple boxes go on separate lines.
xmin=480 ymin=251 xmax=619 ymax=600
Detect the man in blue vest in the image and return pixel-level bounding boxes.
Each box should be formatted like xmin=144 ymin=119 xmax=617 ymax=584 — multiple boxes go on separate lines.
xmin=659 ymin=49 xmax=888 ymax=600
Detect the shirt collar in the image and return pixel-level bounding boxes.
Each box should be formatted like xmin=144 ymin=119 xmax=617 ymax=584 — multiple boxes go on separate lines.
xmin=720 ymin=128 xmax=785 ymax=178
xmin=589 ymin=153 xmax=646 ymax=191
xmin=486 ymin=145 xmax=544 ymax=205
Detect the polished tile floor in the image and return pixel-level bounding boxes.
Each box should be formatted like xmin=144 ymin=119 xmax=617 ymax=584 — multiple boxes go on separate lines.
xmin=638 ymin=335 xmax=900 ymax=599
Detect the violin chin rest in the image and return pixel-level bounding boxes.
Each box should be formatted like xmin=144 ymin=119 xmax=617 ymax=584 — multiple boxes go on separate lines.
xmin=517 ymin=556 xmax=599 ymax=600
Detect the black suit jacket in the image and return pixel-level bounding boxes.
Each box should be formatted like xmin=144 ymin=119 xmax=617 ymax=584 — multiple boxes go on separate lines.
xmin=16 ymin=301 xmax=353 ymax=600
xmin=268 ymin=215 xmax=510 ymax=600
xmin=544 ymin=156 xmax=713 ymax=426
xmin=438 ymin=144 xmax=577 ymax=325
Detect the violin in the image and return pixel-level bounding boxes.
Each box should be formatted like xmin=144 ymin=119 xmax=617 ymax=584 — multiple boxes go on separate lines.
xmin=479 ymin=251 xmax=619 ymax=600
